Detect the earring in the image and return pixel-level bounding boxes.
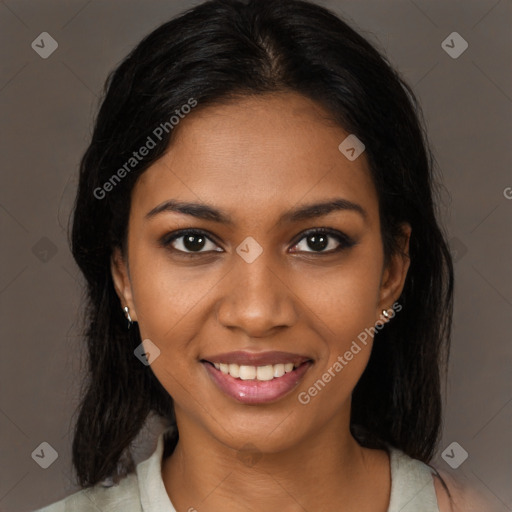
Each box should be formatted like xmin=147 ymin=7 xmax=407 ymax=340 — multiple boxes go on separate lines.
xmin=123 ymin=306 xmax=133 ymax=329
xmin=382 ymin=309 xmax=391 ymax=319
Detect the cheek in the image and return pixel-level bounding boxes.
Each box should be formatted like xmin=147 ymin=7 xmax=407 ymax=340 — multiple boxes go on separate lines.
xmin=129 ymin=248 xmax=221 ymax=343
xmin=300 ymin=243 xmax=384 ymax=344
xmin=131 ymin=235 xmax=384 ymax=344
xmin=127 ymin=234 xmax=384 ymax=413
xmin=128 ymin=253 xmax=214 ymax=404
xmin=294 ymin=241 xmax=384 ymax=399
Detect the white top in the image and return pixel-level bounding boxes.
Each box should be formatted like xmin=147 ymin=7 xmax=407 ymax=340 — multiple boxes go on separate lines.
xmin=33 ymin=429 xmax=440 ymax=511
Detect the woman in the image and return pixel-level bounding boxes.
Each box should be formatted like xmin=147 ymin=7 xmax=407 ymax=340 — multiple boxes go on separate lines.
xmin=34 ymin=0 xmax=484 ymax=510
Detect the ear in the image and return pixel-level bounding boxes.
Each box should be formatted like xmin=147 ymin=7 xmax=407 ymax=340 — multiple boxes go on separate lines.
xmin=376 ymin=223 xmax=411 ymax=322
xmin=110 ymin=247 xmax=138 ymax=322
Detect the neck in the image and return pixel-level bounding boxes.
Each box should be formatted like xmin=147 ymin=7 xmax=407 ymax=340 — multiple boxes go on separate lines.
xmin=161 ymin=410 xmax=390 ymax=511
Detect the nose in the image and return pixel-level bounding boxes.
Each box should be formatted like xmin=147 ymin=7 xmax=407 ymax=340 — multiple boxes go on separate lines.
xmin=215 ymin=253 xmax=298 ymax=338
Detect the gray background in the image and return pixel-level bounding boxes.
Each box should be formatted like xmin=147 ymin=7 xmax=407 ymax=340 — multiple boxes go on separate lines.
xmin=0 ymin=0 xmax=510 ymax=511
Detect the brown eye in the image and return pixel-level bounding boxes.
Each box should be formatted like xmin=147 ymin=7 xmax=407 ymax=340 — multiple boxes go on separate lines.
xmin=161 ymin=229 xmax=222 ymax=255
xmin=290 ymin=228 xmax=356 ymax=254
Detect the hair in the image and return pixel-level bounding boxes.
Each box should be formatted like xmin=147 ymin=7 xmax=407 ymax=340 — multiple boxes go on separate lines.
xmin=69 ymin=0 xmax=454 ymax=489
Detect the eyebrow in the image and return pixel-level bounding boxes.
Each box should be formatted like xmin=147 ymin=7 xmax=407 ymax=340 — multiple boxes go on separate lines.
xmin=144 ymin=198 xmax=367 ymax=225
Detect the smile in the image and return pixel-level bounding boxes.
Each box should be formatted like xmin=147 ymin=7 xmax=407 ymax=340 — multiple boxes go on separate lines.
xmin=201 ymin=358 xmax=313 ymax=404
xmin=211 ymin=361 xmax=300 ymax=381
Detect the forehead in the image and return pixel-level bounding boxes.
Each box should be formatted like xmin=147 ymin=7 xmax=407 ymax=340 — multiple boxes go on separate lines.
xmin=132 ymin=92 xmax=378 ymax=224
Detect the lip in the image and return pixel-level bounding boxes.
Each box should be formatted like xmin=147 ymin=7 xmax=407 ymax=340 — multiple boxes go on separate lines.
xmin=201 ymin=350 xmax=312 ymax=366
xmin=202 ymin=358 xmax=313 ymax=405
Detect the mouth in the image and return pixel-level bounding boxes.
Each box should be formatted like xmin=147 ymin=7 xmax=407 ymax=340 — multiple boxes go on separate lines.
xmin=200 ymin=351 xmax=313 ymax=404
xmin=202 ymin=360 xmax=307 ymax=381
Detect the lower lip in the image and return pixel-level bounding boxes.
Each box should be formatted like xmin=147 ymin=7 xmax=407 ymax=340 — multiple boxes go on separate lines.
xmin=202 ymin=361 xmax=312 ymax=405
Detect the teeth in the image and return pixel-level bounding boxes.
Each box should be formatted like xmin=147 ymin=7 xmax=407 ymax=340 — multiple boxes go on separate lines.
xmin=228 ymin=363 xmax=240 ymax=378
xmin=273 ymin=364 xmax=285 ymax=378
xmin=256 ymin=365 xmax=274 ymax=381
xmin=240 ymin=365 xmax=257 ymax=380
xmin=212 ymin=361 xmax=303 ymax=381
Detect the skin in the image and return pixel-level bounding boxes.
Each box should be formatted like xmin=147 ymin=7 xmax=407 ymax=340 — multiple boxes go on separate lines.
xmin=111 ymin=92 xmax=414 ymax=511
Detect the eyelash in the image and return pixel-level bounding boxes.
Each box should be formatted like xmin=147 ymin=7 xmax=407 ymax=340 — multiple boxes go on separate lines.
xmin=159 ymin=227 xmax=356 ymax=258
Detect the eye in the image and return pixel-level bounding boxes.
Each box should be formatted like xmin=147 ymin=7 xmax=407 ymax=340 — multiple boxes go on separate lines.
xmin=290 ymin=228 xmax=356 ymax=254
xmin=159 ymin=227 xmax=356 ymax=258
xmin=160 ymin=229 xmax=222 ymax=256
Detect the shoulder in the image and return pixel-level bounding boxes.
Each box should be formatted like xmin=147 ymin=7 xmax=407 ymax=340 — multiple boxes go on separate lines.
xmin=433 ymin=472 xmax=453 ymax=512
xmin=386 ymin=446 xmax=442 ymax=511
xmin=388 ymin=446 xmax=494 ymax=512
xmin=431 ymin=467 xmax=494 ymax=512
xmin=32 ymin=472 xmax=142 ymax=512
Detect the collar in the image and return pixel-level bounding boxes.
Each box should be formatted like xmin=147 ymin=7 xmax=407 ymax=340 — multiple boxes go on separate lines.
xmin=136 ymin=428 xmax=177 ymax=511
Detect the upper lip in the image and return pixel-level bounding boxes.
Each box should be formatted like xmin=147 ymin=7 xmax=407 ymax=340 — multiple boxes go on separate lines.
xmin=202 ymin=351 xmax=313 ymax=367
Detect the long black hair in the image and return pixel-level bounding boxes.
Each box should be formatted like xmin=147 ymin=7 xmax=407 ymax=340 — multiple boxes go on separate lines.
xmin=70 ymin=0 xmax=454 ymax=488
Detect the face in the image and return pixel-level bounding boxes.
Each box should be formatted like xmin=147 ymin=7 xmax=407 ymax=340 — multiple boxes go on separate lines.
xmin=111 ymin=92 xmax=411 ymax=454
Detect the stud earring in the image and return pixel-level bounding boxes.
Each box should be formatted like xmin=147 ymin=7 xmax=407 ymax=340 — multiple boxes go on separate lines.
xmin=123 ymin=306 xmax=133 ymax=329
xmin=382 ymin=309 xmax=391 ymax=319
